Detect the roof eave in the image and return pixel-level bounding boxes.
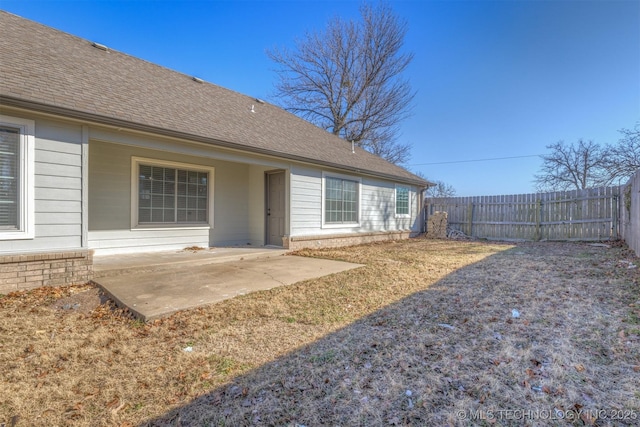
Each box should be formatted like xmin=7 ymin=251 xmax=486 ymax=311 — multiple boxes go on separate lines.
xmin=0 ymin=95 xmax=430 ymax=187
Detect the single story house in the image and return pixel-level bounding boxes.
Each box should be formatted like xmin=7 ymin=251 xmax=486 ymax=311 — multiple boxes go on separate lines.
xmin=0 ymin=11 xmax=430 ymax=293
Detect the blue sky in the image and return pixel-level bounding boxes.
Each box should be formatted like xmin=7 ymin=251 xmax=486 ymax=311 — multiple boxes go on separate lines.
xmin=2 ymin=0 xmax=639 ymax=196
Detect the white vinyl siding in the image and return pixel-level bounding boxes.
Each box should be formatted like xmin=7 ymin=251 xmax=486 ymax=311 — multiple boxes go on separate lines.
xmin=289 ymin=166 xmax=323 ymax=234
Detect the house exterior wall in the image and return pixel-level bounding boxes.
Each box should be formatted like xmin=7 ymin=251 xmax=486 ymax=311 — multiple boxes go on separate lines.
xmin=0 ymin=115 xmax=85 ymax=254
xmin=0 ymin=112 xmax=92 ymax=293
xmin=288 ymin=164 xmax=422 ymax=249
xmin=0 ymin=109 xmax=424 ymax=291
xmin=248 ymin=165 xmax=267 ymax=246
xmin=87 ymin=132 xmax=288 ymax=254
xmin=88 ymin=138 xmax=421 ymax=255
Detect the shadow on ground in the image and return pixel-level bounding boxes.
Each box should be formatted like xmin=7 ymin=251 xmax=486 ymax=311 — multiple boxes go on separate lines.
xmin=140 ymin=243 xmax=640 ymax=426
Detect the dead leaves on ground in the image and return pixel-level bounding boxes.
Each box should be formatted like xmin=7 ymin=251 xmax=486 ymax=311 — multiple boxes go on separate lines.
xmin=2 ymin=241 xmax=640 ymax=426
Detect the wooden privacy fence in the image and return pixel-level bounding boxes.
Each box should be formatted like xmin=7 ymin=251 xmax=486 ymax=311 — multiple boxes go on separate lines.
xmin=620 ymin=170 xmax=640 ymax=255
xmin=426 ymin=186 xmax=619 ymax=241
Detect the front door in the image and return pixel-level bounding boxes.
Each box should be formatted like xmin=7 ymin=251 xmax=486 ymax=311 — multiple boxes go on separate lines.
xmin=266 ymin=171 xmax=285 ymax=246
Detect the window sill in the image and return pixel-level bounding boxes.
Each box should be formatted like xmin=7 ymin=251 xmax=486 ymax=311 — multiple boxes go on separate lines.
xmin=132 ymin=224 xmax=211 ymax=231
xmin=0 ymin=230 xmax=34 ymax=240
xmin=321 ymin=222 xmax=361 ymax=229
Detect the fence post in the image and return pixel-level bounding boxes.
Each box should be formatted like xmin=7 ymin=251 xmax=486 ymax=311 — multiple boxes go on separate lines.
xmin=467 ymin=202 xmax=474 ymax=236
xmin=535 ymin=199 xmax=542 ymax=241
xmin=424 ymin=202 xmax=430 ymax=234
xmin=612 ymin=192 xmax=619 ymax=240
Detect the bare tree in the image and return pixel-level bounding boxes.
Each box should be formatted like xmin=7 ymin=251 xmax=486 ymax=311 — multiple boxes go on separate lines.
xmin=267 ymin=1 xmax=414 ymax=164
xmin=425 ymin=180 xmax=456 ymax=198
xmin=534 ymin=139 xmax=612 ymax=191
xmin=606 ymin=124 xmax=640 ymax=183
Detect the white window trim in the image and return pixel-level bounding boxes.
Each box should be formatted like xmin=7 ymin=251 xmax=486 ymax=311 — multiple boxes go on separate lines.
xmin=321 ymin=171 xmax=362 ymax=229
xmin=130 ymin=156 xmax=214 ymax=230
xmin=395 ymin=184 xmax=411 ymax=218
xmin=0 ymin=115 xmax=35 ymax=240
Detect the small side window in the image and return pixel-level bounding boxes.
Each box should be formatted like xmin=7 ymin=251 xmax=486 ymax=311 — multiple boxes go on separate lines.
xmin=395 ymin=186 xmax=410 ymax=217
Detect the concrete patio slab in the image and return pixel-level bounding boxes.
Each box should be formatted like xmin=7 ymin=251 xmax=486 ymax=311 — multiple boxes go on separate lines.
xmin=94 ymin=247 xmax=288 ymax=277
xmin=93 ymin=253 xmax=363 ymax=321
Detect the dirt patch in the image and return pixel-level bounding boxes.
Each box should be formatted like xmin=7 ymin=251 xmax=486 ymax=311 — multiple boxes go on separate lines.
xmin=49 ymin=287 xmax=111 ymax=315
xmin=1 ymin=240 xmax=639 ymax=426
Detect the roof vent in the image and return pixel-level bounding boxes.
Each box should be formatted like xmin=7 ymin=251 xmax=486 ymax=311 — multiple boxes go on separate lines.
xmin=91 ymin=42 xmax=109 ymax=51
xmin=255 ymin=98 xmax=265 ymax=104
xmin=192 ymin=77 xmax=204 ymax=83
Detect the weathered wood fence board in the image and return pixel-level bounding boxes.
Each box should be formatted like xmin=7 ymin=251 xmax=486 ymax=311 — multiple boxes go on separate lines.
xmin=426 ymin=186 xmax=620 ymax=241
xmin=620 ymin=171 xmax=640 ymax=255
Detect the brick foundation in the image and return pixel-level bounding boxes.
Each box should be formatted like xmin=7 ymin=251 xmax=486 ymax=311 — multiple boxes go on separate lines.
xmin=284 ymin=230 xmax=416 ymax=251
xmin=0 ymin=250 xmax=93 ymax=294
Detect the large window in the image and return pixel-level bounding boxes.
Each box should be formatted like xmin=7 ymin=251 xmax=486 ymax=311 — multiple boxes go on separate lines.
xmin=395 ymin=185 xmax=410 ymax=217
xmin=135 ymin=159 xmax=211 ymax=226
xmin=0 ymin=115 xmax=34 ymax=240
xmin=324 ymin=176 xmax=359 ymax=224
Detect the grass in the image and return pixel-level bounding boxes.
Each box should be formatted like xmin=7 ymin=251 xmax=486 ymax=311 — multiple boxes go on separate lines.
xmin=1 ymin=239 xmax=639 ymax=426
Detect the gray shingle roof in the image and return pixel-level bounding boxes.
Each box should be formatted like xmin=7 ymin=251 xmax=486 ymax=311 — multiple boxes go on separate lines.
xmin=0 ymin=11 xmax=428 ymax=186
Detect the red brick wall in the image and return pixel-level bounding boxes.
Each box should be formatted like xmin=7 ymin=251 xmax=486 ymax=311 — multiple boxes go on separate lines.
xmin=0 ymin=250 xmax=93 ymax=294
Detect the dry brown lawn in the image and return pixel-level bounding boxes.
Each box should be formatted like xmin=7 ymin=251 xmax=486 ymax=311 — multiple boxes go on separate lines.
xmin=1 ymin=239 xmax=639 ymax=426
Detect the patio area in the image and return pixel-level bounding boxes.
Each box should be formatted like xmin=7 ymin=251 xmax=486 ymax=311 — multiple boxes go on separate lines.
xmin=92 ymin=247 xmax=363 ymax=321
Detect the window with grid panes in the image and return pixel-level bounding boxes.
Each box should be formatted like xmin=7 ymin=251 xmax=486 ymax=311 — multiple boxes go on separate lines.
xmin=396 ymin=186 xmax=410 ymax=216
xmin=325 ymin=176 xmax=358 ymax=224
xmin=138 ymin=165 xmax=208 ymax=224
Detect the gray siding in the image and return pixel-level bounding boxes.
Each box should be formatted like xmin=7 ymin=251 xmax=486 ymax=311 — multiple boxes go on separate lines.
xmin=88 ymin=137 xmax=281 ymax=254
xmin=290 ymin=166 xmax=323 ymax=235
xmin=361 ymin=178 xmax=396 ymax=231
xmin=0 ymin=117 xmax=83 ymax=254
xmin=1 ymin=112 xmax=421 ymax=256
xmin=290 ymin=165 xmax=421 ymax=237
xmin=361 ymin=177 xmax=420 ymax=232
xmin=210 ymin=161 xmax=251 ymax=245
xmin=88 ymin=228 xmax=210 ymax=254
